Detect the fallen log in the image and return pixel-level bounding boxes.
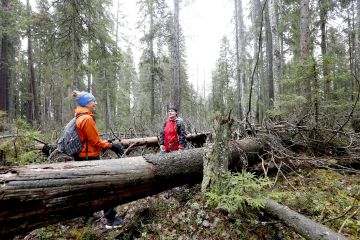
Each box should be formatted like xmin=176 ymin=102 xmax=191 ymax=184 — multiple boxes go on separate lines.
xmin=34 ymin=132 xmax=210 ymax=154
xmin=0 ymin=137 xmax=349 ymax=240
xmin=264 ymin=199 xmax=349 ymax=240
xmin=1 ymin=138 xmax=260 ymax=238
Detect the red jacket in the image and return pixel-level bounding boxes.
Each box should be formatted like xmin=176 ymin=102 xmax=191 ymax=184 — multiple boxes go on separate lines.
xmin=159 ymin=117 xmax=187 ymax=152
xmin=74 ymin=107 xmax=111 ymax=158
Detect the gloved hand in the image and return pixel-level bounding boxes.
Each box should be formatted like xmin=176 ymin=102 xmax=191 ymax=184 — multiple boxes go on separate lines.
xmin=111 ymin=143 xmax=125 ymax=156
xmin=41 ymin=144 xmax=51 ymax=157
xmin=160 ymin=145 xmax=166 ymax=152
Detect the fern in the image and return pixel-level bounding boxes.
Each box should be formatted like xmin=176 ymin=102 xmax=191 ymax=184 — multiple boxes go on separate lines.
xmin=205 ymin=170 xmax=283 ymax=214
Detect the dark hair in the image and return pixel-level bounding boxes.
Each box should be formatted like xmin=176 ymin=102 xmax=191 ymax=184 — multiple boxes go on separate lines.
xmin=168 ymin=104 xmax=177 ymax=112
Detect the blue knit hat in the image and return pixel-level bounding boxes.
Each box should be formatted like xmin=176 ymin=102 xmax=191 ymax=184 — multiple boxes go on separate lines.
xmin=76 ymin=92 xmax=96 ymax=107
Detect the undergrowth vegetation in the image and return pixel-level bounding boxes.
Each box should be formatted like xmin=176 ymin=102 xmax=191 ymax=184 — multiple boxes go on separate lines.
xmin=274 ymin=168 xmax=360 ymax=239
xmin=0 ymin=119 xmax=46 ymax=165
xmin=15 ymin=167 xmax=359 ymax=240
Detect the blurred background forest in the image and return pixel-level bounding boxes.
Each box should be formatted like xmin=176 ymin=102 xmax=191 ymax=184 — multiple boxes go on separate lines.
xmin=1 ymin=1 xmax=360 ymax=239
xmin=1 ymin=0 xmax=359 ymax=136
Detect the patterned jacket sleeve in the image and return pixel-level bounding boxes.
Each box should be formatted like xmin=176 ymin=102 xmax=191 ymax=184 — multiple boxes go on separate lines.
xmin=176 ymin=118 xmax=187 ymax=147
xmin=159 ymin=121 xmax=165 ymax=145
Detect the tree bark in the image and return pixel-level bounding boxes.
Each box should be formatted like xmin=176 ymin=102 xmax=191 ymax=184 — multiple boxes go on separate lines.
xmin=319 ymin=0 xmax=330 ymax=98
xmin=268 ymin=0 xmax=280 ymax=107
xmin=0 ymin=0 xmax=10 ymax=121
xmin=27 ymin=0 xmax=40 ymax=125
xmin=299 ymin=0 xmax=311 ymax=98
xmin=202 ymin=115 xmax=232 ymax=192
xmin=149 ymin=1 xmax=155 ymax=123
xmin=1 ymin=139 xmax=261 ymax=238
xmin=347 ymin=3 xmax=356 ymax=101
xmin=234 ymin=0 xmax=244 ymax=120
xmin=265 ymin=2 xmax=274 ymax=109
xmin=356 ymin=0 xmax=360 ymax=77
xmin=173 ymin=0 xmax=181 ymax=111
xmin=264 ymin=199 xmax=350 ymax=240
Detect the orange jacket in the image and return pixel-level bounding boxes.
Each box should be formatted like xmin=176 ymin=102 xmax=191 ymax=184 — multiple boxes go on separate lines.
xmin=74 ymin=107 xmax=111 ymax=158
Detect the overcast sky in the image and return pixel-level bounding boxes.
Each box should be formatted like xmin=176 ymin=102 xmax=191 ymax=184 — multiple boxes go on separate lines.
xmin=25 ymin=0 xmax=248 ymax=98
xmin=116 ymin=0 xmax=248 ymax=98
xmin=180 ymin=0 xmax=234 ymax=97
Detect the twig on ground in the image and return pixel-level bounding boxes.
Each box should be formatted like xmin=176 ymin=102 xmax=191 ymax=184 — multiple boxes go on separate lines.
xmin=338 ymin=206 xmax=360 ymax=233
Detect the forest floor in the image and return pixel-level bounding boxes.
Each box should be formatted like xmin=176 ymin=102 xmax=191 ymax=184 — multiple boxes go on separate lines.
xmin=15 ymin=164 xmax=359 ymax=240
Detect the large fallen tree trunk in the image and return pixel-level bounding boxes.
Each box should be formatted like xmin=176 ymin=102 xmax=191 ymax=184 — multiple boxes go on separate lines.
xmin=0 ymin=138 xmax=349 ymax=240
xmin=1 ymin=138 xmax=260 ymax=238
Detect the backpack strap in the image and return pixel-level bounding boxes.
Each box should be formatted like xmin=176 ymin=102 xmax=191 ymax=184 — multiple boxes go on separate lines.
xmin=76 ymin=113 xmax=89 ymax=160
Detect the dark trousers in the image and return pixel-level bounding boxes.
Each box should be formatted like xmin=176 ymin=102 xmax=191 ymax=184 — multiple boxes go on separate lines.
xmin=74 ymin=155 xmax=117 ymax=222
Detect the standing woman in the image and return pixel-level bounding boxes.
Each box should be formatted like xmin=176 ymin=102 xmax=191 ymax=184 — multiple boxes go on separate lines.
xmin=72 ymin=90 xmax=125 ymax=229
xmin=72 ymin=90 xmax=123 ymax=161
xmin=159 ymin=104 xmax=187 ymax=152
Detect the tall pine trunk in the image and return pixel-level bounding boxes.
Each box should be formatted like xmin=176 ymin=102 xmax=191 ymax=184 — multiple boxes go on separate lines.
xmin=235 ymin=0 xmax=244 ymax=120
xmin=149 ymin=1 xmax=155 ymax=123
xmin=356 ymin=0 xmax=360 ymax=77
xmin=300 ymin=0 xmax=311 ymax=98
xmin=320 ymin=0 xmax=330 ymax=99
xmin=269 ymin=0 xmax=280 ymax=108
xmin=0 ymin=0 xmax=10 ymax=124
xmin=105 ymin=69 xmax=111 ymax=131
xmin=251 ymin=0 xmax=261 ymax=122
xmin=265 ymin=2 xmax=274 ymax=109
xmin=173 ymin=0 xmax=181 ymax=111
xmin=347 ymin=3 xmax=356 ymax=101
xmin=27 ymin=0 xmax=40 ymax=125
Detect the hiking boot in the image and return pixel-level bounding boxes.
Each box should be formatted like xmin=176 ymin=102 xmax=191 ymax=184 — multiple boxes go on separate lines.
xmin=105 ymin=217 xmax=124 ymax=229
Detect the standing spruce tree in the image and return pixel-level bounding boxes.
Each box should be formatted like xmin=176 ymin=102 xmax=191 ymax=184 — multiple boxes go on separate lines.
xmin=26 ymin=0 xmax=40 ymax=125
xmin=45 ymin=0 xmax=115 ymax=125
xmin=172 ymin=0 xmax=181 ymax=112
xmin=117 ymin=47 xmax=137 ymax=129
xmin=33 ymin=0 xmax=62 ymax=124
xmin=0 ymin=0 xmax=10 ymax=124
xmin=0 ymin=0 xmax=24 ymax=124
xmin=137 ymin=0 xmax=170 ymax=127
xmin=234 ymin=0 xmax=245 ymax=120
xmin=269 ymin=0 xmax=280 ymax=109
xmin=211 ymin=37 xmax=232 ymax=115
